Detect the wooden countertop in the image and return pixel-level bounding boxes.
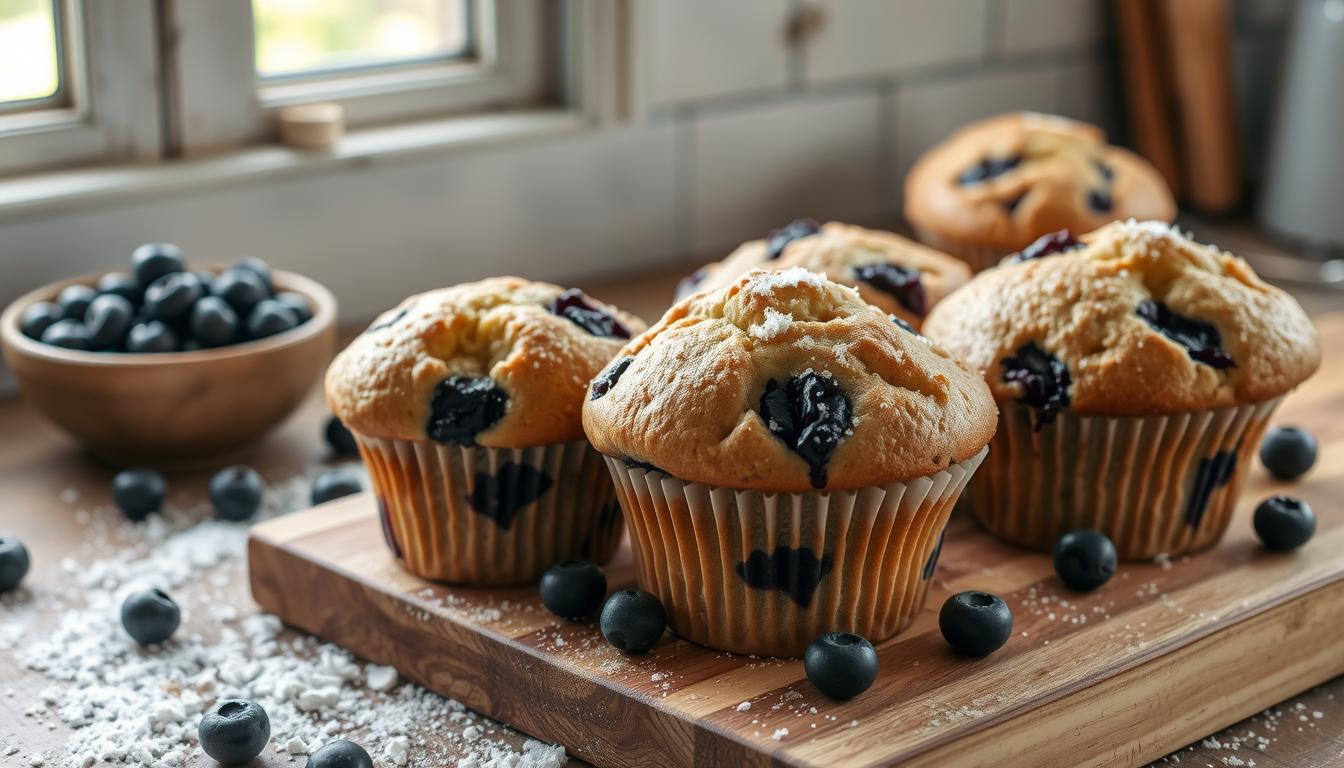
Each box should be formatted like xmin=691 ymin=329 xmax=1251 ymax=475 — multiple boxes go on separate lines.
xmin=3 ymin=224 xmax=1343 ymax=767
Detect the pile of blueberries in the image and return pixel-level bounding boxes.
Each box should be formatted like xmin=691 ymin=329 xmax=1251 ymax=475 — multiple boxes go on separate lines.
xmin=19 ymin=244 xmax=312 ymax=353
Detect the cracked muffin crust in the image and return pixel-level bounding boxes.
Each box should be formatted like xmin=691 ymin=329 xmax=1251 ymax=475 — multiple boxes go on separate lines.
xmin=326 ymin=277 xmax=646 ymax=448
xmin=678 ymin=221 xmax=972 ymax=327
xmin=922 ymin=220 xmax=1320 ymax=418
xmin=904 ymin=113 xmax=1176 ymax=267
xmin=582 ymin=267 xmax=997 ymax=492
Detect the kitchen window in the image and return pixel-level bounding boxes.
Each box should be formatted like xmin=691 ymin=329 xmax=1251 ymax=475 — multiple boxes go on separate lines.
xmin=0 ymin=0 xmax=593 ymax=177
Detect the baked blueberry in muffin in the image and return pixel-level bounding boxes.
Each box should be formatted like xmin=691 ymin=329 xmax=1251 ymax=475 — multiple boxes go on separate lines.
xmin=326 ymin=277 xmax=645 ymax=585
xmin=905 ymin=113 xmax=1176 ymax=271
xmin=924 ymin=220 xmax=1319 ymax=559
xmin=677 ymin=221 xmax=970 ymax=329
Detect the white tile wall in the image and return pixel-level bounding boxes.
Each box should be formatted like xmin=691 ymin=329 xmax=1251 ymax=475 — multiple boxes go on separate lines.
xmin=689 ymin=90 xmax=885 ymax=254
xmin=803 ymin=0 xmax=990 ymax=85
xmin=642 ymin=0 xmax=792 ymax=109
xmin=997 ymin=0 xmax=1107 ymax=55
xmin=889 ymin=66 xmax=1062 ymax=206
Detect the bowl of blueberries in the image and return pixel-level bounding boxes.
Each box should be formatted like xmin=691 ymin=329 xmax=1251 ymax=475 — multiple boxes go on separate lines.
xmin=0 ymin=243 xmax=336 ymax=465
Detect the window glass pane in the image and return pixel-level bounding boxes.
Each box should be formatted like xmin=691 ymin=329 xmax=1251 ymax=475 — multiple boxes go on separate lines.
xmin=0 ymin=0 xmax=60 ymax=105
xmin=254 ymin=0 xmax=471 ymax=79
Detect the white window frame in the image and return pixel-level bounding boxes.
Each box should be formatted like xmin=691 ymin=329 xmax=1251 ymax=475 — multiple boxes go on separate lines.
xmin=0 ymin=0 xmax=162 ymax=177
xmin=167 ymin=0 xmax=557 ymax=156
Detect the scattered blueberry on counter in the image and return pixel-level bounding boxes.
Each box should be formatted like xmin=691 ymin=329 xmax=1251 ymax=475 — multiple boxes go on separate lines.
xmin=0 ymin=537 xmax=31 ymax=592
xmin=599 ymin=589 xmax=666 ymax=654
xmin=939 ymin=591 xmax=1012 ymax=657
xmin=112 ymin=468 xmax=167 ymax=522
xmin=804 ymin=632 xmax=878 ymax=700
xmin=311 ymin=470 xmax=362 ymax=506
xmin=540 ymin=560 xmax=608 ymax=620
xmin=306 ymin=739 xmax=373 ymax=768
xmin=198 ymin=699 xmax=271 ymax=765
xmin=1253 ymin=496 xmax=1316 ymax=552
xmin=324 ymin=415 xmax=360 ymax=457
xmin=19 ymin=244 xmax=310 ymax=353
xmin=1051 ymin=529 xmax=1117 ymax=592
xmin=120 ymin=588 xmax=181 ymax=645
xmin=210 ymin=465 xmax=266 ymax=521
xmin=1260 ymin=426 xmax=1317 ymax=481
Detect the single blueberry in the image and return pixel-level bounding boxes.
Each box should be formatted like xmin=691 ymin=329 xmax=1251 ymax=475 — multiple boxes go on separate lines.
xmin=198 ymin=699 xmax=271 ymax=765
xmin=426 ymin=376 xmax=508 ymax=445
xmin=40 ymin=319 xmax=94 ymax=351
xmin=189 ymin=296 xmax=239 ymax=348
xmin=766 ymin=218 xmax=821 ymax=260
xmin=211 ymin=268 xmax=271 ymax=316
xmin=0 ymin=538 xmax=31 ymax=592
xmin=84 ymin=294 xmax=135 ymax=350
xmin=1184 ymin=448 xmax=1238 ymax=529
xmin=112 ymin=468 xmax=167 ymax=522
xmin=307 ymin=739 xmax=373 ymax=768
xmin=273 ymin=291 xmax=312 ymax=324
xmin=311 ymin=470 xmax=362 ymax=506
xmin=589 ymin=356 xmax=633 ymax=400
xmin=1052 ymin=529 xmax=1117 ymax=591
xmin=144 ymin=272 xmax=205 ymax=322
xmin=550 ymin=289 xmax=631 ymax=339
xmin=97 ymin=271 xmax=143 ymax=305
xmin=957 ymin=155 xmax=1022 ymax=185
xmin=1088 ymin=189 xmax=1113 ymax=212
xmin=325 ymin=415 xmax=360 ymax=456
xmin=939 ymin=591 xmax=1013 ymax=657
xmin=1006 ymin=229 xmax=1083 ymax=264
xmin=1136 ymin=300 xmax=1235 ymax=369
xmin=209 ymin=465 xmax=265 ymax=521
xmin=539 ymin=559 xmax=608 ymax=620
xmin=323 ymin=414 xmax=360 ymax=457
xmin=1094 ymin=158 xmax=1115 ymax=181
xmin=804 ymin=632 xmax=879 ymax=700
xmin=232 ymin=257 xmax=273 ymax=293
xmin=1259 ymin=426 xmax=1317 ymax=481
xmin=468 ymin=463 xmax=553 ymax=530
xmin=120 ymin=588 xmax=181 ymax=645
xmin=125 ymin=321 xmax=179 ymax=354
xmin=245 ymin=299 xmax=300 ymax=340
xmin=1253 ymin=496 xmax=1316 ymax=552
xmin=56 ymin=284 xmax=98 ymax=321
xmin=852 ymin=263 xmax=927 ymax=316
xmin=1001 ymin=342 xmax=1071 ymax=428
xmin=758 ymin=372 xmax=852 ymax=489
xmin=131 ymin=243 xmax=185 ymax=288
xmin=736 ymin=546 xmax=834 ymax=607
xmin=20 ymin=301 xmax=62 ymax=340
xmin=599 ymin=589 xmax=666 ymax=654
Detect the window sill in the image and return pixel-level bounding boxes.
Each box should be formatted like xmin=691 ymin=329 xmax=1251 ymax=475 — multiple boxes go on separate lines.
xmin=0 ymin=109 xmax=588 ymax=222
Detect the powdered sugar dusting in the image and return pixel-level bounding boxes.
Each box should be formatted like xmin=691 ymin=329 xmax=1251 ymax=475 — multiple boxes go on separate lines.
xmin=748 ymin=307 xmax=794 ymax=341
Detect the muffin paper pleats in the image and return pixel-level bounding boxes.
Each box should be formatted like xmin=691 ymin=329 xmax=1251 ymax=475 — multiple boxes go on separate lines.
xmin=605 ymin=448 xmax=987 ymax=658
xmin=358 ymin=436 xmax=622 ymax=585
xmin=967 ymin=400 xmax=1280 ymax=560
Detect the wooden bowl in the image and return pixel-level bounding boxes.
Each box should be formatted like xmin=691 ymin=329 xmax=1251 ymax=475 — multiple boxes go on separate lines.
xmin=0 ymin=269 xmax=337 ymax=467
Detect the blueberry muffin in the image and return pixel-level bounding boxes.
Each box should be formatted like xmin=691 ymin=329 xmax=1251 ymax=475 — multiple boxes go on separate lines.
xmin=923 ymin=221 xmax=1319 ymax=559
xmin=582 ymin=267 xmax=996 ymax=656
xmin=326 ymin=277 xmax=646 ymax=585
xmin=676 ymin=220 xmax=971 ymax=329
xmin=904 ymin=112 xmax=1176 ymax=271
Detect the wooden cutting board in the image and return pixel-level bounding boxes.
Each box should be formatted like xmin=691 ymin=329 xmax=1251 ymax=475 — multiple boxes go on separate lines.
xmin=249 ymin=361 xmax=1344 ymax=768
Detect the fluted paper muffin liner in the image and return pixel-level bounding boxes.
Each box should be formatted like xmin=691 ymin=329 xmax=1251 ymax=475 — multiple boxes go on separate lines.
xmin=604 ymin=448 xmax=988 ymax=657
xmin=911 ymin=226 xmax=1015 ymax=273
xmin=356 ymin=435 xmax=622 ymax=585
xmin=967 ymin=399 xmax=1281 ymax=560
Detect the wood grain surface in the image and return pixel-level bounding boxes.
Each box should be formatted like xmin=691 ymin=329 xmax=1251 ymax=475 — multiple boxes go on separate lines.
xmin=249 ymin=315 xmax=1344 ymax=767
